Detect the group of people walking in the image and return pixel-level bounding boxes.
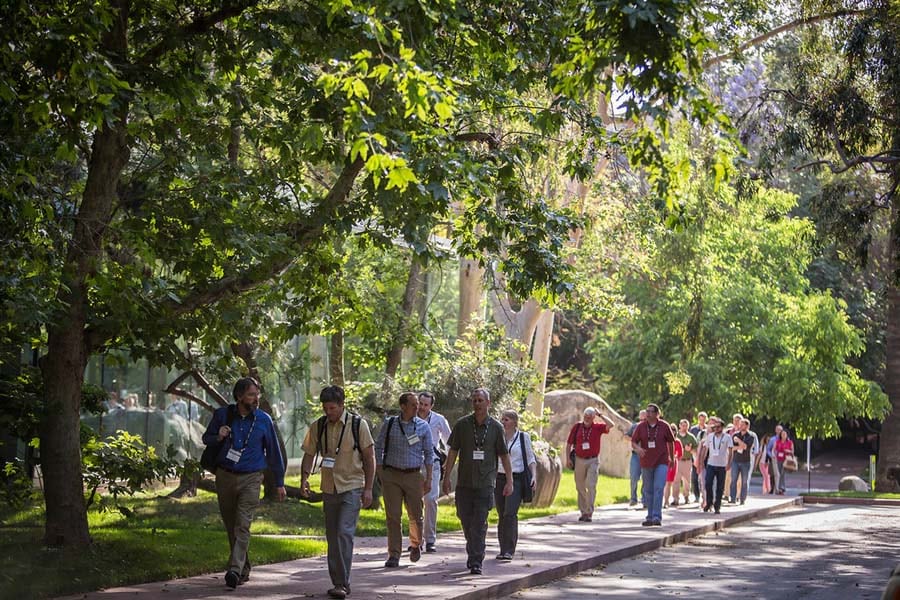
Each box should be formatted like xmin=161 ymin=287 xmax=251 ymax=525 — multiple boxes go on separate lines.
xmin=203 ymin=380 xmax=535 ymax=599
xmin=625 ymin=406 xmax=796 ymax=526
xmin=203 ymin=381 xmax=796 ymax=598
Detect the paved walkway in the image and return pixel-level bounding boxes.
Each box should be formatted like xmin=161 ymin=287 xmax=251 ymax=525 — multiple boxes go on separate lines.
xmin=62 ymin=495 xmax=799 ymax=600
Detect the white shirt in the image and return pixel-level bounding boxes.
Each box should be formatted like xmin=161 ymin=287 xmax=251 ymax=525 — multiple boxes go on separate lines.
xmin=424 ymin=410 xmax=452 ymax=460
xmin=498 ymin=430 xmax=536 ymax=474
xmin=705 ymin=432 xmax=734 ymax=467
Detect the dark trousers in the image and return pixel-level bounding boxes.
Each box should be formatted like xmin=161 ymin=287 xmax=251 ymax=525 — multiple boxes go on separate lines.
xmin=455 ymin=486 xmax=494 ymax=569
xmin=494 ymin=473 xmax=524 ymax=556
xmin=705 ymin=465 xmax=726 ymax=511
xmin=691 ymin=464 xmax=700 ymax=500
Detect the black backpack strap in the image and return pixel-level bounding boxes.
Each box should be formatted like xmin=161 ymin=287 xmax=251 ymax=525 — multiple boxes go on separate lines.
xmin=316 ymin=415 xmax=328 ymax=455
xmin=352 ymin=414 xmax=362 ymax=453
xmin=381 ymin=416 xmax=395 ymax=464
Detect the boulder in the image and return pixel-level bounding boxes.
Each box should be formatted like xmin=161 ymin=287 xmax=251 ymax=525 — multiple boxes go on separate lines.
xmin=542 ymin=390 xmax=634 ymax=478
xmin=838 ymin=475 xmax=869 ymax=492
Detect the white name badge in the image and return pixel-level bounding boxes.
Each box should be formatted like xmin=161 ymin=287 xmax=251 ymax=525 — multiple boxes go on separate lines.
xmin=581 ymin=442 xmax=591 ymax=450
xmin=648 ymin=441 xmax=656 ymax=449
xmin=473 ymin=450 xmax=485 ymax=461
xmin=226 ymin=448 xmax=242 ymax=463
xmin=713 ymin=447 xmax=725 ymax=456
xmin=321 ymin=457 xmax=336 ymax=469
xmin=407 ymin=434 xmax=421 ymax=446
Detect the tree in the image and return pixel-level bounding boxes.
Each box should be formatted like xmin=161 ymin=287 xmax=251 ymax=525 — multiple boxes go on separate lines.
xmin=0 ymin=0 xmax=723 ymax=547
xmin=590 ymin=128 xmax=888 ymax=435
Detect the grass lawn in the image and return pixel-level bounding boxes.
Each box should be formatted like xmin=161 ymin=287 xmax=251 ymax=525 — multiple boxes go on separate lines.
xmin=0 ymin=471 xmax=629 ymax=599
xmin=803 ymin=490 xmax=900 ymax=500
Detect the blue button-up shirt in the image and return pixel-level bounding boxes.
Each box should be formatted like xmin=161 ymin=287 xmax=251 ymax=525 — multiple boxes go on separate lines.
xmin=202 ymin=406 xmax=286 ymax=487
xmin=375 ymin=415 xmax=433 ymax=469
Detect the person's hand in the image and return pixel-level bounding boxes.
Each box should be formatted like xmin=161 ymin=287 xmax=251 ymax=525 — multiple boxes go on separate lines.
xmin=300 ymin=479 xmax=311 ymax=498
xmin=276 ymin=486 xmax=286 ymax=501
xmin=423 ymin=477 xmax=431 ymax=495
xmin=218 ymin=425 xmax=231 ymax=441
xmin=530 ymin=477 xmax=537 ymax=490
xmin=442 ymin=477 xmax=451 ymax=496
xmin=362 ymin=488 xmax=373 ymax=508
xmin=635 ymin=447 xmax=646 ymax=458
xmin=503 ymin=479 xmax=513 ymax=497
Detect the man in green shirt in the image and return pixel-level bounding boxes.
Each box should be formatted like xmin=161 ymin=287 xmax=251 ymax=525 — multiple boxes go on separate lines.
xmin=673 ymin=419 xmax=698 ymax=505
xmin=442 ymin=388 xmax=513 ymax=575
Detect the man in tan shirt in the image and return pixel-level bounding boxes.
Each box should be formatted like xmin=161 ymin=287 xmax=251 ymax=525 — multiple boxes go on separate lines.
xmin=301 ymin=386 xmax=375 ymax=600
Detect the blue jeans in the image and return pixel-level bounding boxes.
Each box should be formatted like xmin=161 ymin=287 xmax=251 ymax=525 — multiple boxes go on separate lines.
xmin=640 ymin=464 xmax=668 ymax=522
xmin=323 ymin=488 xmax=362 ymax=588
xmin=629 ymin=453 xmax=641 ymax=503
xmin=730 ymin=461 xmax=751 ymax=502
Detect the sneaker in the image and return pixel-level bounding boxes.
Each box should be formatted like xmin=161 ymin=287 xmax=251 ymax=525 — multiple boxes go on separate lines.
xmin=225 ymin=570 xmax=240 ymax=589
xmin=652 ymin=519 xmax=662 ymax=526
xmin=628 ymin=501 xmax=638 ymax=507
xmin=239 ymin=572 xmax=250 ymax=585
xmin=496 ymin=552 xmax=513 ymax=561
xmin=470 ymin=566 xmax=482 ymax=575
xmin=425 ymin=543 xmax=436 ymax=553
xmin=714 ymin=509 xmax=721 ymax=514
xmin=578 ymin=515 xmax=588 ymax=522
xmin=641 ymin=519 xmax=653 ymax=526
xmin=327 ymin=587 xmax=347 ymax=599
xmin=409 ymin=545 xmax=421 ymax=563
xmin=385 ymin=556 xmax=400 ymax=568
xmin=671 ymin=501 xmax=679 ymax=507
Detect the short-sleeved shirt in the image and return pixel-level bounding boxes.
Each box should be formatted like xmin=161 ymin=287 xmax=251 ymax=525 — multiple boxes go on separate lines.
xmin=567 ymin=421 xmax=610 ymax=459
xmin=676 ymin=431 xmax=699 ymax=458
xmin=301 ymin=410 xmax=374 ymax=494
xmin=632 ymin=419 xmax=676 ymax=468
xmin=704 ymin=432 xmax=734 ymax=467
xmin=448 ymin=413 xmax=507 ymax=489
xmin=775 ymin=438 xmax=794 ymax=461
xmin=732 ymin=431 xmax=754 ymax=463
xmin=498 ymin=430 xmax=536 ymax=475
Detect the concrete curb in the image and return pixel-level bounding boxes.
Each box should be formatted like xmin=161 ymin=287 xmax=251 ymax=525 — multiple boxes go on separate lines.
xmin=801 ymin=495 xmax=900 ymax=507
xmin=450 ymin=497 xmax=803 ymax=600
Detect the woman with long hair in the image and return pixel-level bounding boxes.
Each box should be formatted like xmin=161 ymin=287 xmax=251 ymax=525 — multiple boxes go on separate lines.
xmin=774 ymin=428 xmax=794 ymax=494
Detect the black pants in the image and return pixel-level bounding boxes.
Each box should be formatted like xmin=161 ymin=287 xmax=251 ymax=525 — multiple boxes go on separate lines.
xmin=455 ymin=486 xmax=494 ymax=569
xmin=494 ymin=472 xmax=525 ymax=556
xmin=691 ymin=464 xmax=700 ymax=500
xmin=704 ymin=465 xmax=726 ymax=512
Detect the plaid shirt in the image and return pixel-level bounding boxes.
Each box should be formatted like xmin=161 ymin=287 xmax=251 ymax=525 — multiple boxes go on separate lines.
xmin=375 ymin=415 xmax=434 ymax=469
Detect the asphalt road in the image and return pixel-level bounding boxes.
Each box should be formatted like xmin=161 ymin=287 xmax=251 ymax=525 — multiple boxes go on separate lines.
xmin=501 ymin=504 xmax=900 ymax=600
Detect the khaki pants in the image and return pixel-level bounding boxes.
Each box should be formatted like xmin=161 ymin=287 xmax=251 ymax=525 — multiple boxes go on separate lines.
xmin=672 ymin=459 xmax=693 ymax=501
xmin=381 ymin=467 xmax=424 ymax=558
xmin=216 ymin=470 xmax=263 ymax=576
xmin=574 ymin=456 xmax=599 ymax=516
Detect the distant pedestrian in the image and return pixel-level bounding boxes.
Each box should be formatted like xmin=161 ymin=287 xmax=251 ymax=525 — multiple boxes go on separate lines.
xmin=202 ymin=377 xmax=286 ymax=590
xmin=729 ymin=418 xmax=755 ymax=504
xmin=766 ymin=425 xmax=783 ymax=494
xmin=631 ymin=404 xmax=675 ymax=526
xmin=626 ymin=410 xmax=647 ymax=508
xmin=663 ymin=423 xmax=682 ymax=508
xmin=566 ymin=407 xmax=615 ymax=522
xmin=494 ymin=410 xmax=537 ymax=561
xmin=442 ymin=388 xmax=513 ymax=575
xmin=774 ymin=428 xmax=794 ymax=494
xmin=375 ymin=392 xmax=433 ymax=568
xmin=417 ymin=391 xmax=452 ymax=554
xmin=300 ymin=386 xmax=376 ymax=600
xmin=700 ymin=417 xmax=733 ymax=514
xmin=673 ymin=419 xmax=697 ymax=505
xmin=757 ymin=433 xmax=772 ymax=494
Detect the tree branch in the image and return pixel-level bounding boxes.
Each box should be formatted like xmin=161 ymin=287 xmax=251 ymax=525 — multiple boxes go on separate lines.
xmin=793 ymin=150 xmax=900 ymax=174
xmin=704 ymin=9 xmax=872 ymax=69
xmin=453 ymin=132 xmax=501 ymax=150
xmin=136 ymin=0 xmax=260 ymax=67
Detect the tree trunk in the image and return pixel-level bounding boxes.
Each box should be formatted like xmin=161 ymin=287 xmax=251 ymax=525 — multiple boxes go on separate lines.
xmin=527 ymin=309 xmax=555 ymax=426
xmin=458 ymin=258 xmax=484 ymax=339
xmin=877 ymin=190 xmax=900 ymax=492
xmin=330 ymin=331 xmax=345 ymax=386
xmin=384 ymin=257 xmax=425 ymax=379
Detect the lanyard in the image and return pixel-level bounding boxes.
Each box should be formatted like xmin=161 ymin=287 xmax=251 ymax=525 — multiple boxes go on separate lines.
xmin=712 ymin=433 xmax=724 ymax=451
xmin=324 ymin=418 xmax=348 ymax=455
xmin=506 ymin=431 xmax=519 ymax=454
xmin=473 ymin=419 xmax=487 ymax=450
xmin=582 ymin=424 xmax=591 ymax=443
xmin=232 ymin=412 xmax=257 ymax=451
xmin=647 ymin=423 xmax=658 ymax=444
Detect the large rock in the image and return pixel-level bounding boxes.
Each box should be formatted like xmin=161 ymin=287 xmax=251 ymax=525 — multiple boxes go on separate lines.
xmin=838 ymin=475 xmax=869 ymax=492
xmin=543 ymin=390 xmax=633 ymax=478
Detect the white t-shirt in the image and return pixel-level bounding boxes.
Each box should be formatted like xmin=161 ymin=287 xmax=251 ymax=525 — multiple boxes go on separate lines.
xmin=498 ymin=430 xmax=536 ymax=474
xmin=705 ymin=432 xmax=734 ymax=467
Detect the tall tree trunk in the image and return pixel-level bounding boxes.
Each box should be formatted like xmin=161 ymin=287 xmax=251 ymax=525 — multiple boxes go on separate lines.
xmin=384 ymin=257 xmax=425 ymax=380
xmin=458 ymin=258 xmax=484 ymax=340
xmin=330 ymin=331 xmax=345 ymax=386
xmin=877 ymin=184 xmax=900 ymax=492
xmin=39 ymin=1 xmax=131 ymax=547
xmin=527 ymin=310 xmax=555 ymax=426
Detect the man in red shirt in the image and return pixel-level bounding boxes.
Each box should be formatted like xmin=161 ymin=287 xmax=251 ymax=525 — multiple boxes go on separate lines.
xmin=566 ymin=407 xmax=615 ymax=522
xmin=631 ymin=403 xmax=675 ymax=526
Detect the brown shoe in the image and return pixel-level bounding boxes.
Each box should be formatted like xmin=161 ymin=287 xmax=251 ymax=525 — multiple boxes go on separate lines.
xmin=409 ymin=545 xmax=421 ymax=563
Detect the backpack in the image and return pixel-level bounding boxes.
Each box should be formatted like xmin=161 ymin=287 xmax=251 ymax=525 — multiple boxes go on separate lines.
xmin=200 ymin=404 xmax=238 ymax=473
xmin=315 ymin=412 xmax=363 ymax=458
